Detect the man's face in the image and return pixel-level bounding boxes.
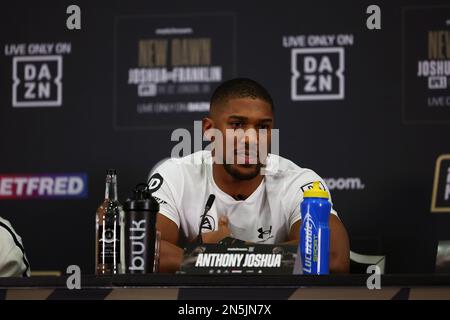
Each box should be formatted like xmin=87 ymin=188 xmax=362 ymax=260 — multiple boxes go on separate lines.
xmin=207 ymin=97 xmax=274 ymax=180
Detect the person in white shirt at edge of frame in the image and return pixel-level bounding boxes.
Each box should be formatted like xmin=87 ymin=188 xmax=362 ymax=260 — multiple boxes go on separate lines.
xmin=0 ymin=216 xmax=30 ymax=277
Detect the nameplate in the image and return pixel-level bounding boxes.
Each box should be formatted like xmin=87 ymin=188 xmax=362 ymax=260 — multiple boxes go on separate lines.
xmin=179 ymin=243 xmax=297 ymax=275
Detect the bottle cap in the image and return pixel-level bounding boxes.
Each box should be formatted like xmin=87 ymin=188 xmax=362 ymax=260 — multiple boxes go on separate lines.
xmin=124 ymin=183 xmax=159 ymax=212
xmin=303 ymin=181 xmax=329 ymax=199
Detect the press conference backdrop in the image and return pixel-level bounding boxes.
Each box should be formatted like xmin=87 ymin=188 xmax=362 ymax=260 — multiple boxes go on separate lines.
xmin=0 ymin=0 xmax=450 ymax=274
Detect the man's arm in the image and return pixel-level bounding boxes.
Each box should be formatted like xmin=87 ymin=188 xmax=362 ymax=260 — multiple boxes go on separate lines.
xmin=286 ymin=215 xmax=350 ymax=273
xmin=157 ymin=214 xmax=183 ymax=273
xmin=328 ymin=215 xmax=350 ymax=273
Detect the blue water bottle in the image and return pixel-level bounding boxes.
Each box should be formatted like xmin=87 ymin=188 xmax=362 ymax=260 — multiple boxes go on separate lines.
xmin=300 ymin=181 xmax=331 ymax=274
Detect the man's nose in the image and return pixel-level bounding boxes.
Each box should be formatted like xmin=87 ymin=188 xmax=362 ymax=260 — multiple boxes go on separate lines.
xmin=242 ymin=129 xmax=258 ymax=148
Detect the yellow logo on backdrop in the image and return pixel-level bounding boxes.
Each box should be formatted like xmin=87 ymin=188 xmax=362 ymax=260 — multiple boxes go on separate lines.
xmin=431 ymin=154 xmax=450 ymax=213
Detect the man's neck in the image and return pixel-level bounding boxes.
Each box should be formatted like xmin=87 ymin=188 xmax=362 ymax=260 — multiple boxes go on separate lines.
xmin=212 ymin=163 xmax=264 ymax=199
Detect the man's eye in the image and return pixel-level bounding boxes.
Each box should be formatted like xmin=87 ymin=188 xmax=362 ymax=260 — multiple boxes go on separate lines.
xmin=258 ymin=124 xmax=270 ymax=130
xmin=230 ymin=122 xmax=243 ymax=128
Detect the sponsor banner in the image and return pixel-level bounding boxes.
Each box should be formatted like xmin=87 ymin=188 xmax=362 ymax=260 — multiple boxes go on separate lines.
xmin=402 ymin=6 xmax=450 ymax=123
xmin=282 ymin=33 xmax=354 ymax=101
xmin=431 ymin=155 xmax=450 ymax=212
xmin=3 ymin=42 xmax=72 ymax=108
xmin=0 ymin=173 xmax=88 ymax=199
xmin=324 ymin=177 xmax=365 ymax=191
xmin=114 ymin=14 xmax=236 ymax=129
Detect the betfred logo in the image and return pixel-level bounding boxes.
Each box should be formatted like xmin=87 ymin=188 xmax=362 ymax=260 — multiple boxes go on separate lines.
xmin=0 ymin=173 xmax=88 ymax=199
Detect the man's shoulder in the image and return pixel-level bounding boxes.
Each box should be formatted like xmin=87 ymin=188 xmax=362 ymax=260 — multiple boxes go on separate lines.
xmin=266 ymin=154 xmax=317 ymax=177
xmin=265 ymin=154 xmax=324 ymax=188
xmin=0 ymin=217 xmax=21 ymax=252
xmin=149 ymin=151 xmax=210 ymax=183
xmin=0 ymin=217 xmax=16 ymax=239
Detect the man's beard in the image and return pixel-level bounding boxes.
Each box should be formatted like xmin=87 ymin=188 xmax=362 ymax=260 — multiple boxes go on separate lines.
xmin=223 ymin=163 xmax=262 ymax=180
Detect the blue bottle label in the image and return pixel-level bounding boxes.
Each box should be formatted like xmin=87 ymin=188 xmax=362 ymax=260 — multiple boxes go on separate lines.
xmin=300 ymin=198 xmax=330 ymax=275
xmin=302 ymin=211 xmax=317 ymax=274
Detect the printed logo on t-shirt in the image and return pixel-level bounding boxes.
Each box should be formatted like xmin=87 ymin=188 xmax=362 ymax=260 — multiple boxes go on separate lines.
xmin=153 ymin=196 xmax=167 ymax=205
xmin=257 ymin=225 xmax=274 ymax=242
xmin=200 ymin=214 xmax=216 ymax=231
xmin=300 ymin=181 xmax=326 ymax=193
xmin=148 ymin=173 xmax=164 ymax=193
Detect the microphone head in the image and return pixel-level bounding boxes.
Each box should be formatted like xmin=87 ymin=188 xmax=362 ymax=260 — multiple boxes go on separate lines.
xmin=197 ymin=194 xmax=216 ymax=244
xmin=205 ymin=194 xmax=215 ymax=209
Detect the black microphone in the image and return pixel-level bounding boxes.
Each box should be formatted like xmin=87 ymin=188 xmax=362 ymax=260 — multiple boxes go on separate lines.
xmin=197 ymin=194 xmax=216 ymax=244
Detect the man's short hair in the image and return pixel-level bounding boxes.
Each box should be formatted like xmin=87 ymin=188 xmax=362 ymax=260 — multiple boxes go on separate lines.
xmin=209 ymin=78 xmax=274 ymax=115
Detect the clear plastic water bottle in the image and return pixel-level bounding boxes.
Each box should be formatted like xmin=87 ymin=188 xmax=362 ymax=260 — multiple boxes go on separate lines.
xmin=300 ymin=181 xmax=331 ymax=275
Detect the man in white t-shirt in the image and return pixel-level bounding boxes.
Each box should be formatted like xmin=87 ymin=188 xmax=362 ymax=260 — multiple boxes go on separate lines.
xmin=0 ymin=216 xmax=30 ymax=277
xmin=151 ymin=78 xmax=349 ymax=273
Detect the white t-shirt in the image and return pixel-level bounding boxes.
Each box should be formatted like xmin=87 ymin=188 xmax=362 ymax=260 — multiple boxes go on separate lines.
xmin=0 ymin=217 xmax=30 ymax=277
xmin=149 ymin=151 xmax=337 ymax=244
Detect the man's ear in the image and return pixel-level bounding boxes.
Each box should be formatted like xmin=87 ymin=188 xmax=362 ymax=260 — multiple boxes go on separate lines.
xmin=202 ymin=117 xmax=214 ymax=140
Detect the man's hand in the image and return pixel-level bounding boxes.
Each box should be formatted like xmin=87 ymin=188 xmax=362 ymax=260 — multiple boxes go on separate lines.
xmin=157 ymin=214 xmax=232 ymax=272
xmin=201 ymin=216 xmax=231 ymax=243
